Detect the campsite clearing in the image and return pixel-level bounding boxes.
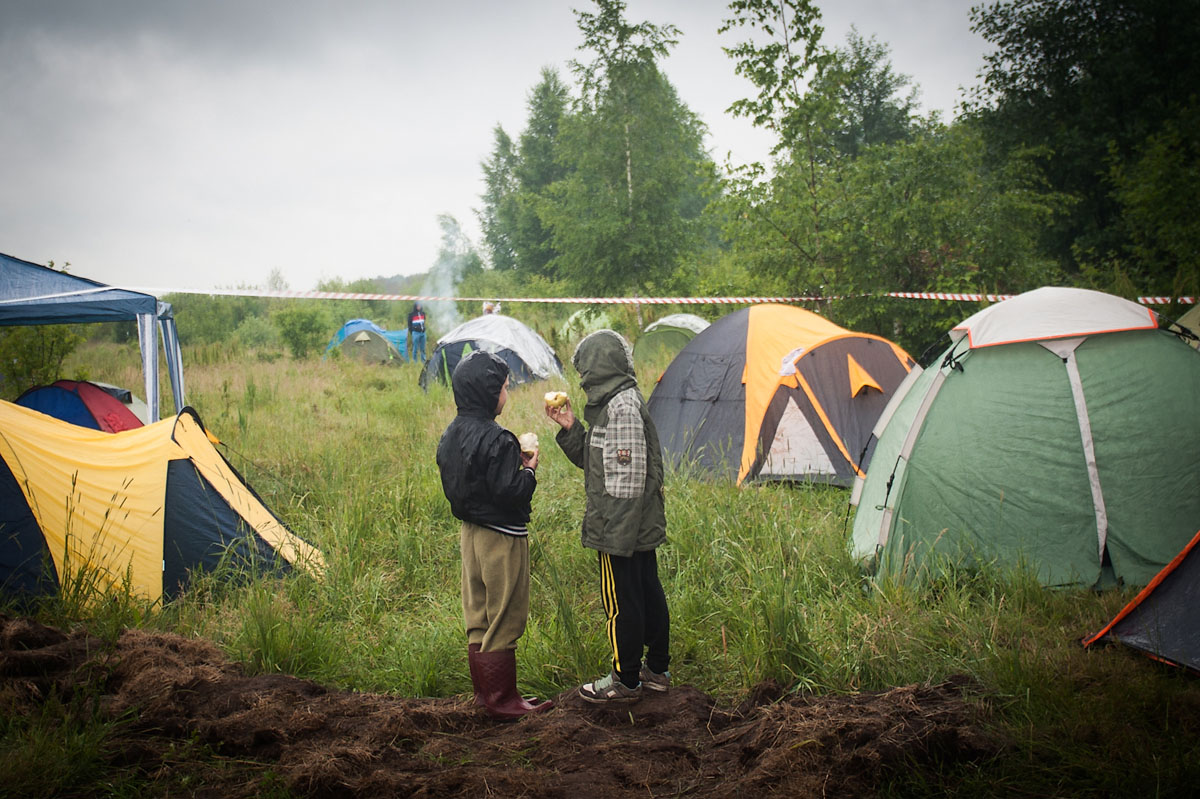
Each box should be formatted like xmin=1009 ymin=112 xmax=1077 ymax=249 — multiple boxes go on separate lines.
xmin=4 ymin=318 xmax=1200 ymax=797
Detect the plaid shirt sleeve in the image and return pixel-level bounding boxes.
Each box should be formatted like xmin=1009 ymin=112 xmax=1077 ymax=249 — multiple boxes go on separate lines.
xmin=601 ymin=389 xmax=647 ymax=499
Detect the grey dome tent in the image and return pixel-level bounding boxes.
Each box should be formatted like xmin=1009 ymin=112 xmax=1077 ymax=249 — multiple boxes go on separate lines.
xmin=634 ymin=313 xmax=709 ymax=366
xmin=850 ymin=287 xmax=1200 ymax=588
xmin=420 ymin=314 xmax=563 ymax=390
xmin=0 ymin=252 xmax=184 ymax=420
xmin=1084 ymin=527 xmax=1200 ymax=674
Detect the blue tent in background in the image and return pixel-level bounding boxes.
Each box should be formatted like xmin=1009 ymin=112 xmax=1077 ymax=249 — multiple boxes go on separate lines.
xmin=0 ymin=252 xmax=184 ymax=421
xmin=326 ymin=318 xmax=407 ymax=359
xmin=326 ymin=319 xmax=386 ymax=350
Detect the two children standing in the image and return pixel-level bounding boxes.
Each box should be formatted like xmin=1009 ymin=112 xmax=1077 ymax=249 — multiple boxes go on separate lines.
xmin=435 ymin=330 xmax=671 ymax=720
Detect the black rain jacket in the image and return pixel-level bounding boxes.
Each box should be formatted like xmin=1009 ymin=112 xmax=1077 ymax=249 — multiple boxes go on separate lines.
xmin=436 ymin=350 xmax=535 ymax=533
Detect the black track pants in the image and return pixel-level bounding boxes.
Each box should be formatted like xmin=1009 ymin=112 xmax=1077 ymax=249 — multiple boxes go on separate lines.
xmin=597 ymin=549 xmax=670 ymax=688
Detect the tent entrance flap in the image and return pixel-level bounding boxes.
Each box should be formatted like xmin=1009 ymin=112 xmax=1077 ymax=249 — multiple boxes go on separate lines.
xmin=759 ymin=395 xmax=838 ymax=479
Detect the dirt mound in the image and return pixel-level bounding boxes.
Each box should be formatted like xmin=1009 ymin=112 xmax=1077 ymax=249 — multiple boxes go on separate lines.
xmin=1 ymin=614 xmax=998 ymax=797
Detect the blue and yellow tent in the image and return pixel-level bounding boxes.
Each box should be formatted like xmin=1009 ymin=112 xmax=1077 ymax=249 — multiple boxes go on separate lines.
xmin=0 ymin=400 xmax=323 ymax=604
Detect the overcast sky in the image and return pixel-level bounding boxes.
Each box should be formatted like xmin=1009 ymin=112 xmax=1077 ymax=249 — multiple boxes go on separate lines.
xmin=0 ymin=0 xmax=990 ymax=293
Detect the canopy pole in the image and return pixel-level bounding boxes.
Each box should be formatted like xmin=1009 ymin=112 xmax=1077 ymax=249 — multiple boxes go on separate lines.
xmin=159 ymin=315 xmax=185 ymax=412
xmin=137 ymin=313 xmax=160 ymax=422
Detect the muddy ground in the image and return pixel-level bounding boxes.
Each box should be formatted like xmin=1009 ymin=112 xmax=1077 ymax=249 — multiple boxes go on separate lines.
xmin=1 ymin=613 xmax=999 ymax=797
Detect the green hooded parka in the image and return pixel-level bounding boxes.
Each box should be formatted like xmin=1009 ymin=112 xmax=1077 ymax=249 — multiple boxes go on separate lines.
xmin=556 ymin=330 xmax=667 ymax=556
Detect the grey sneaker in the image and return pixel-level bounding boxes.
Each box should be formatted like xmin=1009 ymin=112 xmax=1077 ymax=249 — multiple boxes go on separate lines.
xmin=579 ymin=671 xmax=642 ymax=704
xmin=639 ymin=664 xmax=671 ymax=692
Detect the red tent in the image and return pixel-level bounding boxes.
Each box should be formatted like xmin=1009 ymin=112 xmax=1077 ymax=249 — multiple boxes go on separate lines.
xmin=15 ymin=380 xmax=144 ymax=432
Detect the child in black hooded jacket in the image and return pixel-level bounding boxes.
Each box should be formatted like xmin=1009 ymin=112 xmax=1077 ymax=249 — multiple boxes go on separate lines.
xmin=436 ymin=349 xmax=553 ymax=720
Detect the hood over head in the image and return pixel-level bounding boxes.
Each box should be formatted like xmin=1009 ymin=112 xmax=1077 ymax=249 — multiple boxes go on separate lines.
xmin=572 ymin=329 xmax=637 ymax=425
xmin=452 ymin=350 xmax=509 ymax=417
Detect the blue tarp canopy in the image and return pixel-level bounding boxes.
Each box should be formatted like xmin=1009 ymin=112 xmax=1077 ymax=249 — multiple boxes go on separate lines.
xmin=0 ymin=251 xmax=185 ymax=421
xmin=0 ymin=252 xmax=161 ymax=324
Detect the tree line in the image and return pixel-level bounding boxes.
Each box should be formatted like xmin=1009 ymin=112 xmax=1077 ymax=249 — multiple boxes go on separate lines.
xmin=461 ymin=0 xmax=1199 ymax=357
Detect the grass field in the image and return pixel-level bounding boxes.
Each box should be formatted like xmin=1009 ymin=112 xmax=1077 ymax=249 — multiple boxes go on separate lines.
xmin=3 ymin=340 xmax=1199 ymax=797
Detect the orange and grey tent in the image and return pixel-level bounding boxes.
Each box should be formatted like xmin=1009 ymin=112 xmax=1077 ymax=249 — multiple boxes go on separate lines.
xmin=1083 ymin=527 xmax=1200 ymax=674
xmin=0 ymin=399 xmax=324 ymax=604
xmin=647 ymin=304 xmax=914 ymax=485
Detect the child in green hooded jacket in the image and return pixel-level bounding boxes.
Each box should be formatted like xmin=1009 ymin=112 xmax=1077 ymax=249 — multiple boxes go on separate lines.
xmin=545 ymin=330 xmax=671 ymax=702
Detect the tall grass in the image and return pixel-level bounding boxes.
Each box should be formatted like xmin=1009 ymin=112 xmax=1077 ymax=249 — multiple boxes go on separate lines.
xmin=8 ymin=341 xmax=1199 ymax=795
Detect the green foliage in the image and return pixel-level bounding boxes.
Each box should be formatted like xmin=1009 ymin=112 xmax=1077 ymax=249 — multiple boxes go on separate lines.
xmin=541 ymin=0 xmax=716 ymax=295
xmin=718 ymin=1 xmax=857 ymax=303
xmin=228 ymin=581 xmax=329 ymax=676
xmin=316 ymin=277 xmax=404 ymax=327
xmin=823 ymin=124 xmax=1063 ymax=356
xmin=167 ymin=292 xmax=272 ymax=345
xmin=720 ymin=0 xmax=835 ymax=159
xmin=0 ymin=324 xmax=85 ymax=399
xmin=272 ymin=303 xmax=330 ymax=359
xmin=967 ymin=0 xmax=1200 ymax=278
xmin=1108 ymin=99 xmax=1200 ymax=300
xmin=233 ymin=314 xmax=282 ymax=351
xmin=480 ymin=124 xmax=521 ymax=272
xmin=480 ymin=69 xmax=573 ymax=278
xmin=0 ymin=691 xmax=117 ymax=797
xmin=818 ymin=28 xmax=919 ymax=158
xmin=716 ymin=9 xmax=1065 ymax=357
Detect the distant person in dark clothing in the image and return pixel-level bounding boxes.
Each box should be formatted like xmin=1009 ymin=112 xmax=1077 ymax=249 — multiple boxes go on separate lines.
xmin=436 ymin=350 xmax=552 ymax=721
xmin=408 ymin=302 xmax=428 ymax=362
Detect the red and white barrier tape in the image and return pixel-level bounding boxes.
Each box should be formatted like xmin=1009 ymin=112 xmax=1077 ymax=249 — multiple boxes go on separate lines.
xmin=123 ymin=286 xmax=1195 ymax=306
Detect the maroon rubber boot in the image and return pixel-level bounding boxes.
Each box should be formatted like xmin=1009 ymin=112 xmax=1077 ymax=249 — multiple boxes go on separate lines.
xmin=467 ymin=643 xmax=483 ymax=707
xmin=473 ymin=648 xmax=554 ymax=721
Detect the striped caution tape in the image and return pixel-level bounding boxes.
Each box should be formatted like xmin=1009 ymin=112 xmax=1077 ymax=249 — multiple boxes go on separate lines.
xmin=886 ymin=291 xmax=1196 ymax=305
xmin=126 ymin=287 xmax=830 ymax=303
xmin=123 ymin=286 xmax=1195 ymax=306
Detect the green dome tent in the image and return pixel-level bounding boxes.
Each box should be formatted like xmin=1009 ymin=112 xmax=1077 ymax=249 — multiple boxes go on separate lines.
xmin=340 ymin=329 xmax=402 ymax=365
xmin=1172 ymin=304 xmax=1200 ymax=348
xmin=633 ymin=313 xmax=709 ymax=366
xmin=558 ymin=307 xmax=614 ymax=343
xmin=850 ymin=287 xmax=1200 ymax=588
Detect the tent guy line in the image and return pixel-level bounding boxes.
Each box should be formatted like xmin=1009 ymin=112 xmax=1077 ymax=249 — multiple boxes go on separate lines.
xmin=118 ymin=287 xmax=1198 ymax=306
